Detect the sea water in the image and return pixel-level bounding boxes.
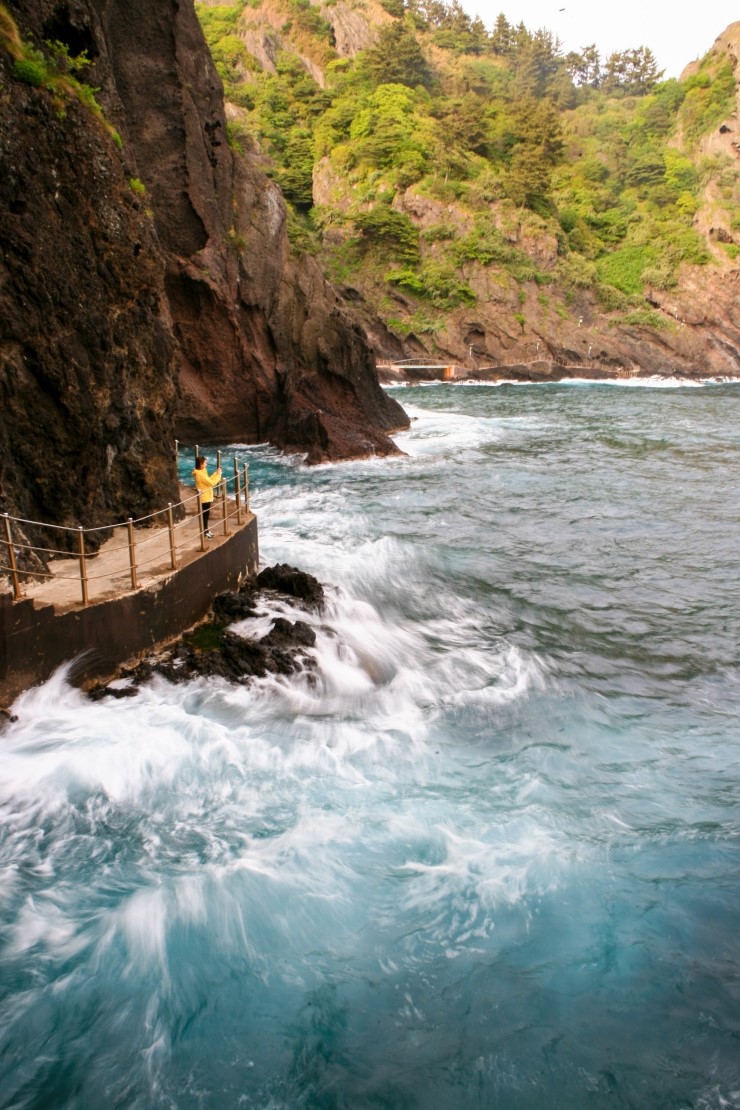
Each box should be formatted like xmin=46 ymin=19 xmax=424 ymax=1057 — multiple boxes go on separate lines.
xmin=1 ymin=380 xmax=739 ymax=1109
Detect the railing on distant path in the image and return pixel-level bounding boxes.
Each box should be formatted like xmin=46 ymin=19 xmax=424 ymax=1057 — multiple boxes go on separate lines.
xmin=1 ymin=446 xmax=251 ymax=607
xmin=377 ymin=359 xmax=460 ymax=380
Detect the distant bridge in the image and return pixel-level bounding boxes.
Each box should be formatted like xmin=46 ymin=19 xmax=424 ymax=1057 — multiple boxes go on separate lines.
xmin=377 ymin=359 xmax=463 ymax=380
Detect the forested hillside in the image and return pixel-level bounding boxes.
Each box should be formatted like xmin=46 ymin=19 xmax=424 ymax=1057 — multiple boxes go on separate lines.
xmin=197 ymin=0 xmax=740 ymax=376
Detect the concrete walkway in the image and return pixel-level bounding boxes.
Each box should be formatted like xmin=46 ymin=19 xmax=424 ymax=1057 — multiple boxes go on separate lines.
xmin=20 ymin=489 xmax=254 ymax=614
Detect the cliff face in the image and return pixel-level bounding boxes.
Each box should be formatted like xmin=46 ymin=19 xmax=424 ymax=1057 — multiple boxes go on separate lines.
xmin=98 ymin=0 xmax=407 ymax=461
xmin=316 ymin=137 xmax=740 ymax=382
xmin=0 ymin=0 xmax=179 ymax=537
xmin=0 ymin=0 xmax=406 ymax=542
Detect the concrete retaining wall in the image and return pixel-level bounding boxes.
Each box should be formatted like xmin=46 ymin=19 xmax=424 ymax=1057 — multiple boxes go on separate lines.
xmin=0 ymin=517 xmax=259 ymax=708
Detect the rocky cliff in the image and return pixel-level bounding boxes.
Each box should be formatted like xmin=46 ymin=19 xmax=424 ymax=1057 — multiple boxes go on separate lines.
xmin=0 ymin=0 xmax=179 ymax=540
xmin=223 ymin=2 xmax=740 ymax=383
xmin=97 ymin=0 xmax=406 ymax=461
xmin=0 ymin=0 xmax=407 ymax=546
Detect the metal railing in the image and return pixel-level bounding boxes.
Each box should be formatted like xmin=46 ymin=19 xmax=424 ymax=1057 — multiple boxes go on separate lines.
xmin=1 ymin=452 xmax=252 ymax=607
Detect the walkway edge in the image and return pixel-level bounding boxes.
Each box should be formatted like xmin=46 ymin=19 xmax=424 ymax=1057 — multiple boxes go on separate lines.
xmin=0 ymin=517 xmax=259 ymax=709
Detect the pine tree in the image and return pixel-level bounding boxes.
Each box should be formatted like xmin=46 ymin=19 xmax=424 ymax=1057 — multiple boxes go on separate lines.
xmin=602 ymin=47 xmax=663 ymax=96
xmin=566 ymin=44 xmax=601 ymax=88
xmin=490 ymin=12 xmax=513 ymax=56
xmin=363 ymin=21 xmax=434 ymax=89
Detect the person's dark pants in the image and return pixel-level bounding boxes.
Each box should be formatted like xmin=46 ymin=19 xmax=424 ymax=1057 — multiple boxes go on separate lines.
xmin=201 ymin=502 xmax=211 ymax=532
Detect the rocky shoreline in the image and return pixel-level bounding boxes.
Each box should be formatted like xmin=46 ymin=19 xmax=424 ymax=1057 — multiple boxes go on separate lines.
xmin=377 ymin=361 xmax=732 ymax=386
xmin=88 ymin=563 xmax=325 ymax=699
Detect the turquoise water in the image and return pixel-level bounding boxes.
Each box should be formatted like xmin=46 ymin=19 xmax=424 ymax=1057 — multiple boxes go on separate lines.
xmin=2 ymin=380 xmax=740 ymax=1108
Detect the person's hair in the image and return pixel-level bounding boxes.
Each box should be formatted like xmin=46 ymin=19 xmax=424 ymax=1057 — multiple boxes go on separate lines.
xmin=196 ymin=455 xmax=206 ymax=468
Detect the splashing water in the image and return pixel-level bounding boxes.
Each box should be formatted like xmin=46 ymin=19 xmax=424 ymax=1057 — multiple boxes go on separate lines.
xmin=2 ymin=381 xmax=740 ymax=1109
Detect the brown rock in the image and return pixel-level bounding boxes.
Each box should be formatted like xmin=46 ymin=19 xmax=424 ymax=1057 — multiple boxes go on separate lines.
xmin=0 ymin=0 xmax=409 ymax=555
xmin=97 ymin=0 xmax=408 ymax=464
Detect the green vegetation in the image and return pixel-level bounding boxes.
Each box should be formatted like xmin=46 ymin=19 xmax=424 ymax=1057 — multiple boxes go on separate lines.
xmin=129 ymin=177 xmax=146 ymax=195
xmin=194 ymin=0 xmax=738 ymax=325
xmin=1 ymin=5 xmax=121 ymax=147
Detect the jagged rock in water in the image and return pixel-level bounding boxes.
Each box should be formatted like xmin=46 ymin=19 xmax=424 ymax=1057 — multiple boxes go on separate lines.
xmin=212 ymin=591 xmax=259 ymax=622
xmin=262 ymin=617 xmax=316 ymax=649
xmin=87 ymin=564 xmax=322 ymax=695
xmin=256 ymin=563 xmax=325 ymax=605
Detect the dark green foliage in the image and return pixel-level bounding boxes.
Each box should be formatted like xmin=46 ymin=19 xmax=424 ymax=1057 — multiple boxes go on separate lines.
xmin=596 ymin=245 xmax=654 ymax=294
xmin=680 ymin=61 xmax=736 ymax=143
xmin=355 ymin=206 xmax=420 ymax=263
xmin=566 ymin=44 xmax=601 ymax=88
xmin=602 ymin=47 xmax=663 ymax=96
xmin=287 ymin=0 xmax=334 ymax=43
xmin=620 ymin=308 xmax=670 ymax=328
xmin=386 ymin=261 xmax=475 ymax=307
xmin=193 ymin=0 xmax=735 ymax=306
xmin=455 ymin=223 xmax=516 ymax=265
xmin=277 ymin=128 xmax=315 ymax=209
xmin=491 ymin=12 xmax=514 ymax=56
xmin=286 ymin=208 xmax=321 ymax=254
xmin=362 ymin=21 xmax=434 ymax=89
xmin=422 ymin=222 xmax=455 ymax=242
xmin=13 ymin=56 xmax=46 ymax=85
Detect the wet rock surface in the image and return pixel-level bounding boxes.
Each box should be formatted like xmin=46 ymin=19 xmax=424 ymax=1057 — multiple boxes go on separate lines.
xmin=256 ymin=563 xmax=325 ymax=605
xmin=87 ymin=564 xmax=323 ymax=697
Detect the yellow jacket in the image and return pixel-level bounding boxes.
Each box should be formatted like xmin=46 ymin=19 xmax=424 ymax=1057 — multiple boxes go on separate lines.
xmin=192 ymin=465 xmax=222 ymax=504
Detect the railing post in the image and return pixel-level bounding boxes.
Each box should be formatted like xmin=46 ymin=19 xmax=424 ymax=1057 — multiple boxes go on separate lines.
xmin=217 ymin=449 xmax=222 ymax=472
xmin=243 ymin=463 xmax=250 ymax=514
xmin=127 ymin=518 xmax=138 ymax=590
xmin=194 ymin=444 xmax=199 ymax=468
xmin=234 ymin=458 xmax=242 ymax=524
xmin=175 ymin=438 xmax=179 ymax=462
xmin=221 ymin=479 xmax=228 ymax=535
xmin=167 ymin=503 xmax=178 ymax=570
xmin=78 ymin=526 xmax=89 ymax=606
xmin=196 ymin=490 xmax=205 ymax=551
xmin=2 ymin=513 xmax=22 ymax=600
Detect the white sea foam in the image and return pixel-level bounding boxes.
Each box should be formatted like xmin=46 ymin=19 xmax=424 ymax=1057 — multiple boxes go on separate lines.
xmin=387 ymin=374 xmax=736 ymax=389
xmin=393 ymin=406 xmax=505 ymax=459
xmin=3 ymin=382 xmax=737 ymax=1105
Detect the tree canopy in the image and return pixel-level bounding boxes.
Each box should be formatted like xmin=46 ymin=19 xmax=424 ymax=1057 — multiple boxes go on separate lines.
xmin=196 ymin=0 xmax=738 ymax=321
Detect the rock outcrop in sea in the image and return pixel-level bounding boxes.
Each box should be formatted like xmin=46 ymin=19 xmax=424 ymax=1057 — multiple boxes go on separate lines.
xmin=88 ymin=563 xmax=325 ymax=694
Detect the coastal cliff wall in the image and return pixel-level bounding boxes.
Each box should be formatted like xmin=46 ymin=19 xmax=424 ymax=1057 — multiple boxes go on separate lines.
xmin=0 ymin=1 xmax=179 ymax=536
xmin=97 ymin=0 xmax=406 ymax=462
xmin=0 ymin=0 xmax=407 ymax=544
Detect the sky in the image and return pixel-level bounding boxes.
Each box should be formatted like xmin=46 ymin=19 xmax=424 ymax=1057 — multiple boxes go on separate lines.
xmin=461 ymin=0 xmax=739 ymax=78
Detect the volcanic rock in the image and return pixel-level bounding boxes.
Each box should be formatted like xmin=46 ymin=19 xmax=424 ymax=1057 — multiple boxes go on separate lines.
xmin=256 ymin=563 xmax=325 ymax=605
xmin=87 ymin=563 xmax=323 ymax=695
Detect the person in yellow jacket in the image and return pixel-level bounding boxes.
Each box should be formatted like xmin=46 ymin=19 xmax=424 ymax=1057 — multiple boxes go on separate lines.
xmin=192 ymin=456 xmax=222 ymax=538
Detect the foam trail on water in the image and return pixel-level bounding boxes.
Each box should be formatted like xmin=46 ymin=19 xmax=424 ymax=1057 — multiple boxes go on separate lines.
xmin=3 ymin=382 xmax=740 ymax=1107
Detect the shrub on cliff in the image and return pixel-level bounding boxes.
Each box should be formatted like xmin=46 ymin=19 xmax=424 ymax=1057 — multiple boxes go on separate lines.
xmin=12 ymin=55 xmax=46 ymax=85
xmin=354 ymin=206 xmax=419 ymax=264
